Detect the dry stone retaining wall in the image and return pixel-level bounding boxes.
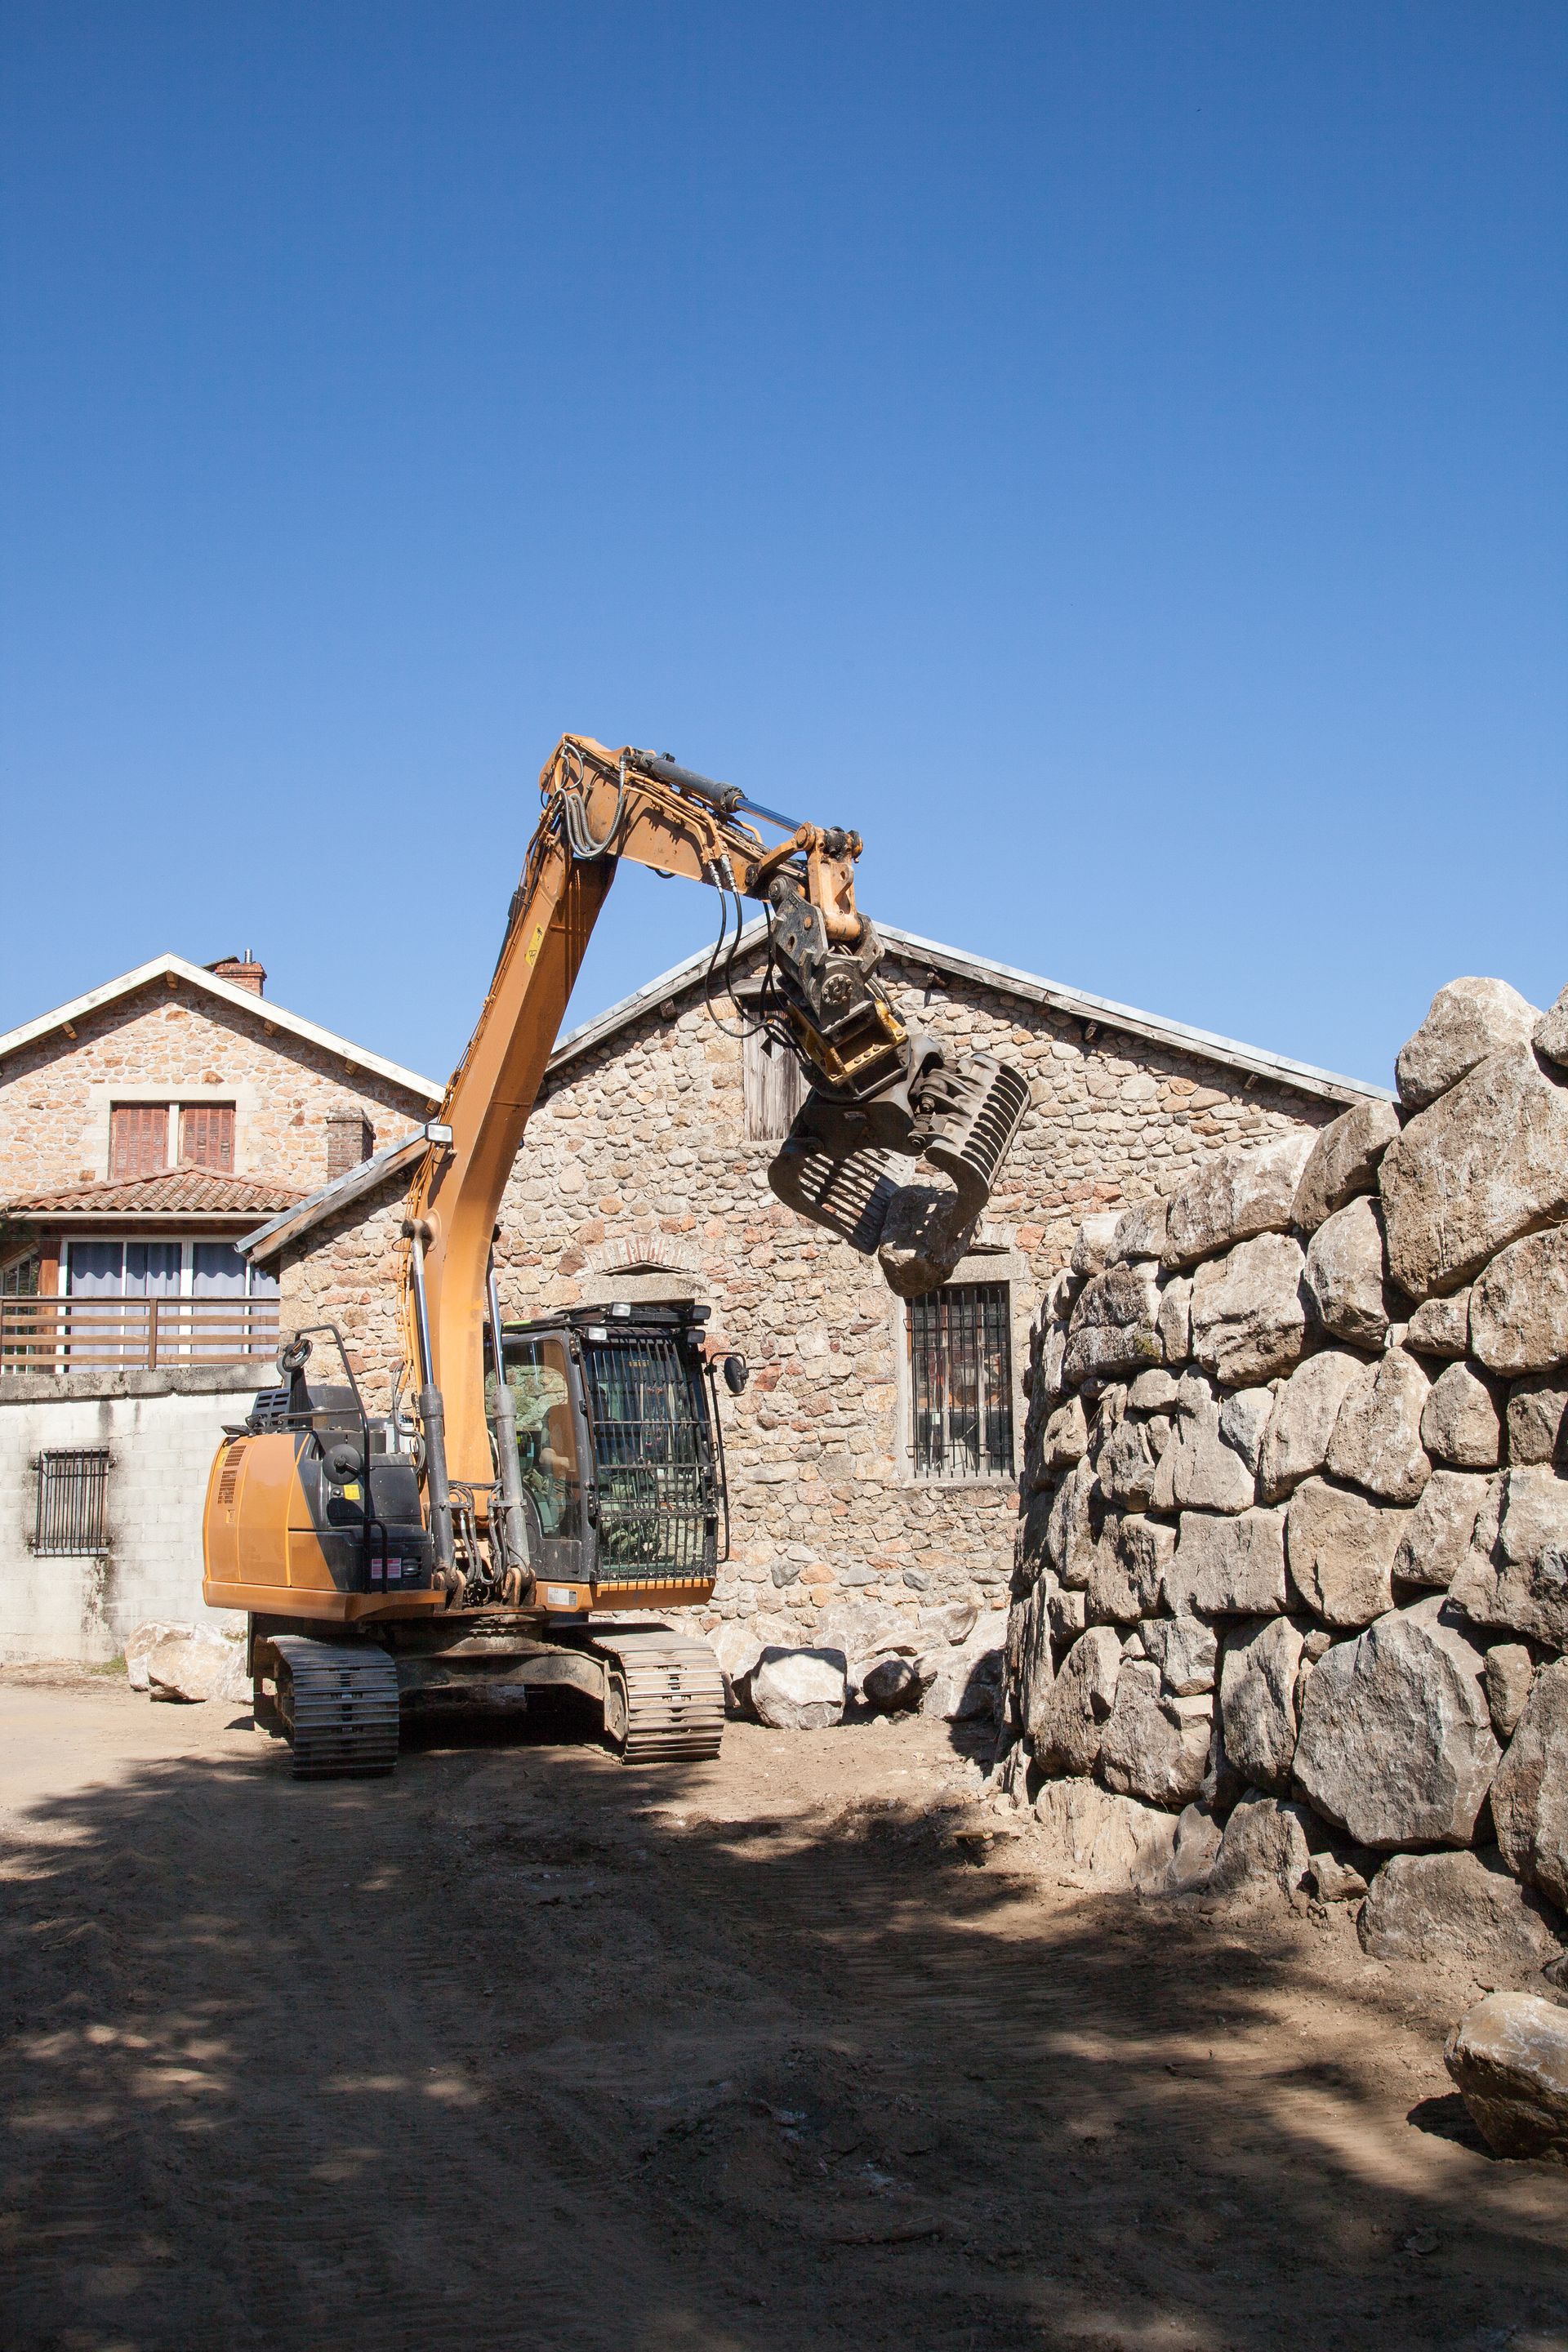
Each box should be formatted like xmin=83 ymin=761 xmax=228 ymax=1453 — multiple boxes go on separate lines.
xmin=1002 ymin=975 xmax=1568 ymax=1978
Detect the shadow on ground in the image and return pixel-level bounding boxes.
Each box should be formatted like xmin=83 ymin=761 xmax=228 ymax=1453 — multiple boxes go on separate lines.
xmin=2 ymin=1699 xmax=1566 ymax=2352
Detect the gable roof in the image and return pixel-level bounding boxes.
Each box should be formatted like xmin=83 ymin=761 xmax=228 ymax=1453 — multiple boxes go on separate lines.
xmin=546 ymin=920 xmax=1392 ymax=1107
xmin=0 ymin=953 xmax=443 ymax=1104
xmin=4 ymin=1165 xmax=309 ymax=1220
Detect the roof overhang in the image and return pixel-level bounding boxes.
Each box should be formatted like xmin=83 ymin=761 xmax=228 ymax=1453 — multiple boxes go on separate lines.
xmin=239 ymin=1131 xmax=430 ymax=1264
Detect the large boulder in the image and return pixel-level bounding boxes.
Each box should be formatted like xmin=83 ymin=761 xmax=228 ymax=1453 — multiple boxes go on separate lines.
xmin=1219 ymin=1615 xmax=1307 ymax=1793
xmin=919 ymin=1622 xmax=1004 ymax=1722
xmin=862 ymin=1655 xmax=924 ymax=1713
xmin=126 ymin=1620 xmax=189 ymax=1692
xmin=1167 ymin=1800 xmax=1226 ymax=1889
xmin=1190 ymin=1233 xmax=1308 ymax=1388
xmin=711 ymin=1612 xmax=802 ymax=1715
xmin=1491 ymin=1659 xmax=1568 ymax=1913
xmin=813 ymin=1600 xmax=915 ymax=1689
xmin=1469 ymin=1225 xmax=1568 ymax=1379
xmin=1096 ymin=1414 xmax=1160 ymax=1509
xmin=1098 ymin=1660 xmax=1212 ymax=1808
xmin=1165 ymin=1508 xmax=1289 ymax=1617
xmin=146 ymin=1627 xmax=248 ymax=1704
xmin=1445 ymin=1992 xmax=1568 ymax=2163
xmin=1033 ymin=1778 xmax=1180 ymax=1893
xmin=1257 ymin=1350 xmax=1365 ymax=1503
xmin=1291 ymin=1597 xmax=1499 ymax=1848
xmin=1205 ymin=1793 xmax=1312 ymax=1906
xmin=1420 ymin=1362 xmax=1503 ymax=1468
xmin=1303 ymin=1197 xmax=1392 ymax=1351
xmin=1162 ymin=1377 xmax=1256 ymax=1513
xmin=1379 ymin=1047 xmax=1568 ymax=1302
xmin=1286 ymin=1477 xmax=1410 ymax=1628
xmin=1040 ymin=1395 xmax=1090 ymax=1471
xmin=1509 ymin=1373 xmax=1568 ymax=1468
xmin=1359 ymin=1850 xmax=1563 ymax=1971
xmin=1107 ymin=1195 xmax=1170 ymax=1266
xmin=1325 ymin=1349 xmax=1433 ymax=1505
xmin=1450 ymin=1468 xmax=1568 ymax=1649
xmin=1292 ymin=1098 xmax=1402 ymax=1234
xmin=1162 ymin=1132 xmax=1316 ymax=1269
xmin=1140 ymin=1613 xmax=1217 ymax=1696
xmin=751 ymin=1647 xmax=848 ymax=1731
xmin=1535 ymin=987 xmax=1568 ymax=1071
xmin=1396 ymin=978 xmax=1541 ymax=1111
xmin=876 ymin=1185 xmax=980 ymax=1299
xmin=1071 ymin=1211 xmax=1125 ymax=1275
xmin=1031 ymin=1625 xmax=1122 ymax=1776
xmin=1391 ymin=1468 xmax=1490 ymax=1591
xmin=1062 ymin=1263 xmax=1164 ymax=1386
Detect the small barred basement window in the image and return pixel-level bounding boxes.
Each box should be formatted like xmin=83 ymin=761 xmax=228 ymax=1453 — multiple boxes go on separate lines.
xmin=33 ymin=1450 xmax=110 ymax=1556
xmin=908 ymin=1281 xmax=1014 ymax=1481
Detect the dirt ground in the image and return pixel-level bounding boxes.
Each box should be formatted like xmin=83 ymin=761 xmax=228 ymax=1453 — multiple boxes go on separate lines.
xmin=2 ymin=1670 xmax=1565 ymax=2352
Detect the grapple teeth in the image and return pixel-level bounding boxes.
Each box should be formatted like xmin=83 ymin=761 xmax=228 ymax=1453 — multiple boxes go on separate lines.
xmin=767 ymin=1120 xmax=899 ymax=1255
xmin=919 ymin=1053 xmax=1031 ymax=1212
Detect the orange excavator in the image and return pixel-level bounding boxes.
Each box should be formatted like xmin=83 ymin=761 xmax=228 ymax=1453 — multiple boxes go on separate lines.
xmin=203 ymin=737 xmax=1028 ymax=1774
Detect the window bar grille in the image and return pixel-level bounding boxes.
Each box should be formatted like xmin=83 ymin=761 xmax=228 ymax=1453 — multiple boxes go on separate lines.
xmin=909 ymin=1283 xmax=1013 ymax=1481
xmin=33 ymin=1450 xmax=110 ymax=1556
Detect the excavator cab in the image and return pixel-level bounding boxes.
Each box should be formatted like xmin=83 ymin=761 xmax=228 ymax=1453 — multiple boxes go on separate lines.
xmin=495 ymin=1302 xmax=729 ymax=1615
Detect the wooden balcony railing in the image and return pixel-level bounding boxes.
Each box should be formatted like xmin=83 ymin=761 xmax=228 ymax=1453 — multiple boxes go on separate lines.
xmin=0 ymin=1296 xmax=281 ymax=1374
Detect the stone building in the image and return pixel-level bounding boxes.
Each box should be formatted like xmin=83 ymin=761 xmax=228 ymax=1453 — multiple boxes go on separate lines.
xmin=0 ymin=952 xmax=440 ymax=1659
xmin=246 ymin=923 xmax=1384 ymax=1654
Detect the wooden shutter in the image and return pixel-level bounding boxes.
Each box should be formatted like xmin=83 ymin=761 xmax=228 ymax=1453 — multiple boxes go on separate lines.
xmin=109 ymin=1104 xmax=171 ymax=1180
xmin=742 ymin=1029 xmax=808 ymax=1141
xmin=180 ymin=1104 xmax=235 ymax=1170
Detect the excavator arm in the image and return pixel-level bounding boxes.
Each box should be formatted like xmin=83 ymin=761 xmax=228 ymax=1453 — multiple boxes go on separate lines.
xmin=399 ymin=735 xmax=1029 ymax=1594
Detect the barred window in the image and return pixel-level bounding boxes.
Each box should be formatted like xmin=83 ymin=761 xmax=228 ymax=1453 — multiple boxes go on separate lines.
xmin=908 ymin=1282 xmax=1013 ymax=1481
xmin=33 ymin=1450 xmax=110 ymax=1556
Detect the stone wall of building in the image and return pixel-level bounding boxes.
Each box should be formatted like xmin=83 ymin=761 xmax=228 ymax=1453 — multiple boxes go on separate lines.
xmin=1001 ymin=975 xmax=1568 ymax=1983
xmin=0 ymin=1366 xmax=255 ymax=1662
xmin=0 ymin=976 xmax=430 ymax=1200
xmin=275 ymin=942 xmax=1352 ymax=1646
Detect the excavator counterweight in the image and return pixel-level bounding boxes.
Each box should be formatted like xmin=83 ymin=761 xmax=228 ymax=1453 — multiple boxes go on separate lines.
xmin=203 ymin=736 xmax=1029 ymax=1774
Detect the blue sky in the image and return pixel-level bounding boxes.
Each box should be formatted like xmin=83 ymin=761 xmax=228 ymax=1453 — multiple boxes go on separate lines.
xmin=2 ymin=3 xmax=1563 ymax=1091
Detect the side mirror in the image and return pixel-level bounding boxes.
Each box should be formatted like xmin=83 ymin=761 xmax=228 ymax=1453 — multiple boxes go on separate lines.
xmin=722 ymin=1354 xmax=749 ymax=1396
xmin=279 ymin=1335 xmax=313 ymax=1374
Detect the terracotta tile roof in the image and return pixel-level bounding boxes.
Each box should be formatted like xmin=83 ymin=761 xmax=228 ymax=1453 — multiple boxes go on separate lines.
xmin=2 ymin=1165 xmax=310 ymax=1218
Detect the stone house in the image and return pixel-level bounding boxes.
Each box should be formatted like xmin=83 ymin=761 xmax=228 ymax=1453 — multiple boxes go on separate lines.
xmin=0 ymin=952 xmax=440 ymax=1659
xmin=245 ymin=923 xmax=1385 ymax=1654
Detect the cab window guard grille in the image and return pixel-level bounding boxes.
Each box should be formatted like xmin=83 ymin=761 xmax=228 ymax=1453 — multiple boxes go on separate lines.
xmin=581 ymin=1334 xmax=719 ymax=1579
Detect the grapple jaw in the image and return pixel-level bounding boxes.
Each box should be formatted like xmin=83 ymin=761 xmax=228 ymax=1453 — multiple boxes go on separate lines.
xmin=767 ymin=1038 xmax=1031 ymax=1297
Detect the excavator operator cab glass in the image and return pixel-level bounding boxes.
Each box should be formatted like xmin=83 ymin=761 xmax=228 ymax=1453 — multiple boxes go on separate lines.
xmin=504 ymin=1339 xmax=581 ymax=1540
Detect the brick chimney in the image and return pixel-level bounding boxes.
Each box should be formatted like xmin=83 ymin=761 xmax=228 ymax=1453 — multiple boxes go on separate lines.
xmin=207 ymin=951 xmax=266 ymax=996
xmin=327 ymin=1109 xmax=374 ymax=1178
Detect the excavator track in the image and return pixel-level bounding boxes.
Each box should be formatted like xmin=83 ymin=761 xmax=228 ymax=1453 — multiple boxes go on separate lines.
xmin=590 ymin=1627 xmax=724 ymax=1765
xmin=270 ymin=1636 xmax=401 ymax=1779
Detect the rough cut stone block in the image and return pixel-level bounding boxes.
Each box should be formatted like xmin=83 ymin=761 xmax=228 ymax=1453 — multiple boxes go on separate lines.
xmin=1190 ymin=1232 xmax=1308 ymax=1388
xmin=1047 ymin=1575 xmax=1087 ymax=1651
xmin=1291 ymin=1597 xmax=1499 ymax=1849
xmin=1535 ymin=987 xmax=1568 ymax=1072
xmin=1491 ymin=1659 xmax=1568 ymax=1913
xmin=1379 ymin=1047 xmax=1568 ymax=1302
xmin=1220 ymin=1615 xmax=1307 ymax=1793
xmin=862 ymin=1654 xmax=923 ymax=1712
xmin=1165 ymin=1507 xmax=1289 ymax=1617
xmin=1206 ymin=1793 xmax=1312 ymax=1905
xmin=1166 ymin=1379 xmax=1256 ymax=1514
xmin=1325 ymin=1349 xmax=1433 ymax=1505
xmin=1033 ymin=1776 xmax=1180 ymax=1892
xmin=1047 ymin=1457 xmax=1098 ymax=1587
xmin=1107 ymin=1195 xmax=1170 ymax=1265
xmin=147 ymin=1628 xmax=247 ymax=1705
xmin=1405 ymin=1290 xmax=1472 ymax=1360
xmin=1485 ymin=1644 xmax=1535 ymax=1743
xmin=1085 ymin=1513 xmax=1174 ymax=1627
xmin=1391 ymin=1468 xmax=1490 ymax=1591
xmin=751 ymin=1647 xmax=848 ymax=1730
xmin=1286 ymin=1477 xmax=1410 ymax=1628
xmin=1257 ymin=1350 xmax=1365 ymax=1503
xmin=1033 ymin=1624 xmax=1123 ymax=1776
xmin=1508 ymin=1373 xmax=1568 ymax=1468
xmin=1071 ymin=1211 xmax=1125 ymax=1276
xmin=1219 ymin=1388 xmax=1274 ymax=1474
xmin=1140 ymin=1614 xmax=1217 ymax=1695
xmin=126 ymin=1620 xmax=187 ymax=1692
xmin=1097 ymin=1415 xmax=1158 ymax=1509
xmin=1063 ymin=1263 xmax=1164 ymax=1387
xmin=1395 ymin=977 xmax=1541 ymax=1111
xmin=1420 ymin=1362 xmax=1503 ymax=1469
xmin=1303 ymin=1196 xmax=1392 ymax=1351
xmin=1098 ymin=1659 xmax=1212 ymax=1809
xmin=1163 ymin=1132 xmax=1316 ymax=1268
xmin=1130 ymin=1368 xmax=1182 ymax=1410
xmin=1470 ymin=1225 xmax=1568 ymax=1379
xmin=1156 ymin=1275 xmax=1192 ymax=1367
xmin=1445 ymin=1992 xmax=1568 ymax=2163
xmin=919 ymin=1624 xmax=1003 ymax=1722
xmin=1450 ymin=1468 xmax=1568 ymax=1649
xmin=713 ymin=1611 xmax=801 ymax=1713
xmin=1041 ymin=1395 xmax=1089 ymax=1469
xmin=1359 ymin=1849 xmax=1563 ymax=1970
xmin=1292 ymin=1098 xmax=1402 ymax=1234
xmin=1167 ymin=1800 xmax=1225 ymax=1889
